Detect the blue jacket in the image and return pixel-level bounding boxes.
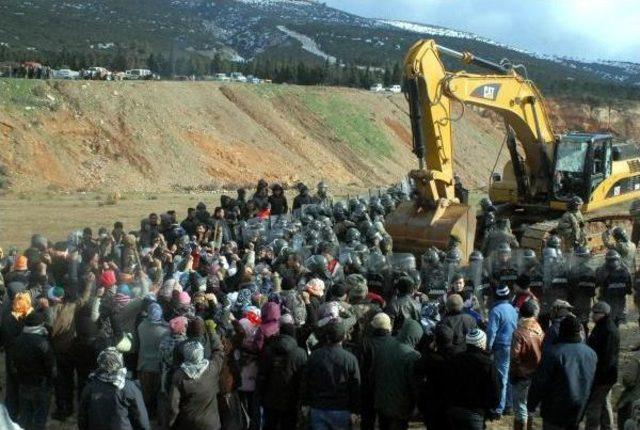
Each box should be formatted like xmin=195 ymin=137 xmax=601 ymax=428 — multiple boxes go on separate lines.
xmin=486 ymin=300 xmax=518 ymax=349
xmin=528 ymin=341 xmax=597 ymax=427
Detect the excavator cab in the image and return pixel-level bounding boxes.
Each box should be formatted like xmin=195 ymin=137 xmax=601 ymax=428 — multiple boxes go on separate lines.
xmin=552 ymin=133 xmax=613 ymax=204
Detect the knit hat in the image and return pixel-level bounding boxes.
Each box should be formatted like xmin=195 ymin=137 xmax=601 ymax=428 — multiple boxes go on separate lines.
xmin=370 ymin=312 xmax=392 ymax=332
xmin=169 ymin=316 xmax=188 ymax=335
xmin=305 ymin=278 xmax=325 ymax=297
xmin=347 ymin=274 xmax=368 ymax=301
xmin=13 ymin=255 xmax=28 ymax=271
xmin=495 ymin=285 xmax=510 ymax=298
xmin=318 ymin=302 xmax=341 ymax=327
xmin=446 ymin=294 xmax=464 ymax=313
xmin=47 ymin=286 xmax=65 ymax=301
xmin=178 ymin=291 xmax=191 ymax=305
xmin=592 ymin=301 xmax=611 ymax=315
xmin=466 ymin=328 xmax=487 ymax=349
xmin=116 ymin=284 xmax=132 ymax=298
xmin=24 ymin=311 xmax=45 ymax=327
xmin=519 ymin=300 xmax=539 ymax=318
xmin=100 ymin=270 xmax=117 ymax=288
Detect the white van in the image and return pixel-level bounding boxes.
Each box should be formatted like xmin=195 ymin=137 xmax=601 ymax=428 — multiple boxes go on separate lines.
xmin=388 ymin=84 xmax=402 ymax=93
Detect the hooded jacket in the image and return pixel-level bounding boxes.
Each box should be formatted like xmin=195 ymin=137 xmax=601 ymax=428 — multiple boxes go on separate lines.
xmin=587 ymin=314 xmax=620 ymax=386
xmin=374 ymin=320 xmax=422 ymax=419
xmin=257 ymin=332 xmax=307 ymax=411
xmin=528 ymin=337 xmax=597 ymax=427
xmin=435 ymin=310 xmax=477 ymax=356
xmin=510 ymin=317 xmax=544 ymax=381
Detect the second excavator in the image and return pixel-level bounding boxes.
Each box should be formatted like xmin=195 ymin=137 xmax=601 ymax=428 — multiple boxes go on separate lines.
xmin=386 ymin=39 xmax=640 ymax=258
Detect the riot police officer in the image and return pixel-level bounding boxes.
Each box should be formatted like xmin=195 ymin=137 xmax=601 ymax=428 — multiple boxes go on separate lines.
xmin=557 ymin=195 xmax=587 ymax=250
xmin=568 ymin=245 xmax=597 ymax=335
xmin=603 ymin=226 xmax=636 ymax=274
xmin=596 ymin=249 xmax=632 ymax=325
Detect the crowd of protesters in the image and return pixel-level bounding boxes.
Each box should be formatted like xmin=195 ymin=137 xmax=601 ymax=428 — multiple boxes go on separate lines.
xmin=0 ymin=179 xmax=639 ymax=430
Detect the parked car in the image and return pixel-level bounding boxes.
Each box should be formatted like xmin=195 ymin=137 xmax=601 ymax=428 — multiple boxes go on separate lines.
xmin=124 ymin=69 xmax=155 ymax=80
xmin=52 ymin=68 xmax=80 ymax=80
xmin=230 ymin=72 xmax=247 ymax=83
xmin=250 ymin=77 xmax=261 ymax=84
xmin=214 ymin=73 xmax=231 ymax=82
xmin=81 ymin=67 xmax=110 ymax=80
xmin=388 ymin=84 xmax=402 ymax=93
xmin=370 ymin=83 xmax=384 ymax=92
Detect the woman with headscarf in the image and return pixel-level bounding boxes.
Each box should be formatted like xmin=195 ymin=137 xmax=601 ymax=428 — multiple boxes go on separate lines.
xmin=158 ymin=316 xmax=188 ymax=430
xmin=168 ymin=338 xmax=224 ymax=430
xmin=78 ymin=347 xmax=150 ymax=430
xmin=136 ymin=302 xmax=169 ymax=420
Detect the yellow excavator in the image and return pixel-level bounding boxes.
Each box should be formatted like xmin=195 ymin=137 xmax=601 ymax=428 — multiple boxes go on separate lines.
xmin=385 ymin=39 xmax=640 ymax=259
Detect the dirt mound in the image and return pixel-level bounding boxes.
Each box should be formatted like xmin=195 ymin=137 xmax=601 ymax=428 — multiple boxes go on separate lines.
xmin=0 ymin=79 xmax=516 ymax=193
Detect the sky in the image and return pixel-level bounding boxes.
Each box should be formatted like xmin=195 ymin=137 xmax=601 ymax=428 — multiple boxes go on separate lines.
xmin=323 ymin=0 xmax=640 ymax=62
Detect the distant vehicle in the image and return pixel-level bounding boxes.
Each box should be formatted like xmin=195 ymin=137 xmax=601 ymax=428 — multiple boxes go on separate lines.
xmin=214 ymin=73 xmax=231 ymax=82
xmin=230 ymin=72 xmax=247 ymax=83
xmin=124 ymin=69 xmax=155 ymax=80
xmin=370 ymin=83 xmax=384 ymax=92
xmin=81 ymin=66 xmax=110 ymax=80
xmin=250 ymin=77 xmax=261 ymax=84
xmin=52 ymin=68 xmax=79 ymax=80
xmin=388 ymin=84 xmax=402 ymax=93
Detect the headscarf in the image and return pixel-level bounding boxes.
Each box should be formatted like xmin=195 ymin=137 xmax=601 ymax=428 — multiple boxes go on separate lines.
xmin=100 ymin=270 xmax=117 ymax=288
xmin=180 ymin=340 xmax=209 ymax=379
xmin=147 ymin=302 xmax=163 ymax=323
xmin=11 ymin=292 xmax=33 ymax=320
xmin=305 ymin=278 xmax=325 ymax=298
xmin=169 ymin=316 xmax=188 ymax=335
xmin=91 ymin=347 xmax=127 ymax=389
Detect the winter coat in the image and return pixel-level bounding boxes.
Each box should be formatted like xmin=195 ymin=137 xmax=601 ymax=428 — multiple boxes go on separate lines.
xmin=435 ymin=311 xmax=477 ymax=356
xmin=587 ymin=315 xmax=620 ymax=386
xmin=137 ymin=319 xmax=170 ymax=373
xmin=386 ymin=294 xmax=421 ymax=333
xmin=445 ymin=345 xmax=501 ymax=412
xmin=257 ymin=333 xmax=307 ymax=411
xmin=486 ymin=299 xmax=518 ymax=350
xmin=510 ymin=317 xmax=544 ymax=381
xmin=302 ymin=344 xmax=361 ymax=412
xmin=78 ymin=378 xmax=150 ymax=430
xmin=11 ymin=326 xmax=56 ymax=386
xmin=268 ymin=194 xmax=288 ymax=216
xmin=528 ymin=339 xmax=597 ymax=427
xmin=50 ymin=283 xmax=93 ymax=354
xmin=374 ymin=320 xmax=422 ymax=419
xmin=168 ymin=338 xmax=225 ymax=430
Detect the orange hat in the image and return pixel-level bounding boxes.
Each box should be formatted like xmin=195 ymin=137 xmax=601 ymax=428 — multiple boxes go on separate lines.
xmin=11 ymin=292 xmax=33 ymax=320
xmin=13 ymin=256 xmax=28 ymax=271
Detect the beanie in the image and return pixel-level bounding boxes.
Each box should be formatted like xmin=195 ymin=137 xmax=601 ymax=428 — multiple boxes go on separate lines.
xmin=116 ymin=284 xmax=132 ymax=298
xmin=169 ymin=316 xmax=188 ymax=335
xmin=495 ymin=285 xmax=510 ymax=298
xmin=446 ymin=294 xmax=464 ymax=313
xmin=370 ymin=312 xmax=392 ymax=332
xmin=100 ymin=270 xmax=117 ymax=288
xmin=519 ymin=300 xmax=539 ymax=319
xmin=13 ymin=255 xmax=28 ymax=271
xmin=466 ymin=328 xmax=487 ymax=349
xmin=178 ymin=291 xmax=191 ymax=305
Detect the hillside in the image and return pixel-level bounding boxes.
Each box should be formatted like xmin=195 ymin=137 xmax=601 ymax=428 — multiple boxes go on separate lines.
xmin=0 ymin=78 xmax=512 ymax=193
xmin=2 ymin=0 xmax=640 ymax=93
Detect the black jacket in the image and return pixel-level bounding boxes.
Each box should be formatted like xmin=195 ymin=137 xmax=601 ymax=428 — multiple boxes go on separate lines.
xmin=78 ymin=378 xmax=150 ymax=430
xmin=436 ymin=311 xmax=478 ymax=356
xmin=302 ymin=344 xmax=361 ymax=412
xmin=446 ymin=345 xmax=500 ymax=413
xmin=268 ymin=194 xmax=289 ymax=216
xmin=587 ymin=315 xmax=619 ymax=386
xmin=257 ymin=333 xmax=307 ymax=411
xmin=11 ymin=327 xmax=56 ymax=385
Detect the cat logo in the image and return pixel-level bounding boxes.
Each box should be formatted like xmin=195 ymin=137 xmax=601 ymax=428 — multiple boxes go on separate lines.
xmin=471 ymin=84 xmax=501 ymax=101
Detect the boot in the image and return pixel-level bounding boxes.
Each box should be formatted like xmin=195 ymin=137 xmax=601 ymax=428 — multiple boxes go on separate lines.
xmin=513 ymin=420 xmax=525 ymax=430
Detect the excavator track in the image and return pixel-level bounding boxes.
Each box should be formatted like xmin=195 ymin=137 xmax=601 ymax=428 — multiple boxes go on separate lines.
xmin=519 ymin=212 xmax=634 ymax=253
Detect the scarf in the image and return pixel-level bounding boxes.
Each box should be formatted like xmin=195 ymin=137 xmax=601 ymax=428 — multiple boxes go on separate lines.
xmin=23 ymin=325 xmax=48 ymax=336
xmin=91 ymin=347 xmax=127 ymax=389
xmin=180 ymin=340 xmax=209 ymax=380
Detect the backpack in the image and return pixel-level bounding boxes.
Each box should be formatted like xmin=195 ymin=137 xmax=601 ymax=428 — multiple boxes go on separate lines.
xmin=280 ymin=290 xmax=307 ymax=327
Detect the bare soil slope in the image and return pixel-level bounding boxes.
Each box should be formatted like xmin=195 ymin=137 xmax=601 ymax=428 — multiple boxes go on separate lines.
xmin=0 ymin=79 xmax=508 ymax=193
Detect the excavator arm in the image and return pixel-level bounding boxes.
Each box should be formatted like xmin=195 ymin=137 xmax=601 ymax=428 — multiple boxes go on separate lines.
xmin=405 ymin=39 xmax=556 ymax=201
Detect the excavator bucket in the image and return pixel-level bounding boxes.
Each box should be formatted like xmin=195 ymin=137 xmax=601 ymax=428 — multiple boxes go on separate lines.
xmin=385 ymin=201 xmax=476 ymax=263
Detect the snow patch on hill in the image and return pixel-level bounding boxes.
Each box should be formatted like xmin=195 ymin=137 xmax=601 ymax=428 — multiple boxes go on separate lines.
xmin=277 ymin=25 xmax=336 ymax=64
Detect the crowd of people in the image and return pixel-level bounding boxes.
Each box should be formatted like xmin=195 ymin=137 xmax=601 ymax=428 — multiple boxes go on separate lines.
xmin=0 ymin=179 xmax=639 ymax=430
